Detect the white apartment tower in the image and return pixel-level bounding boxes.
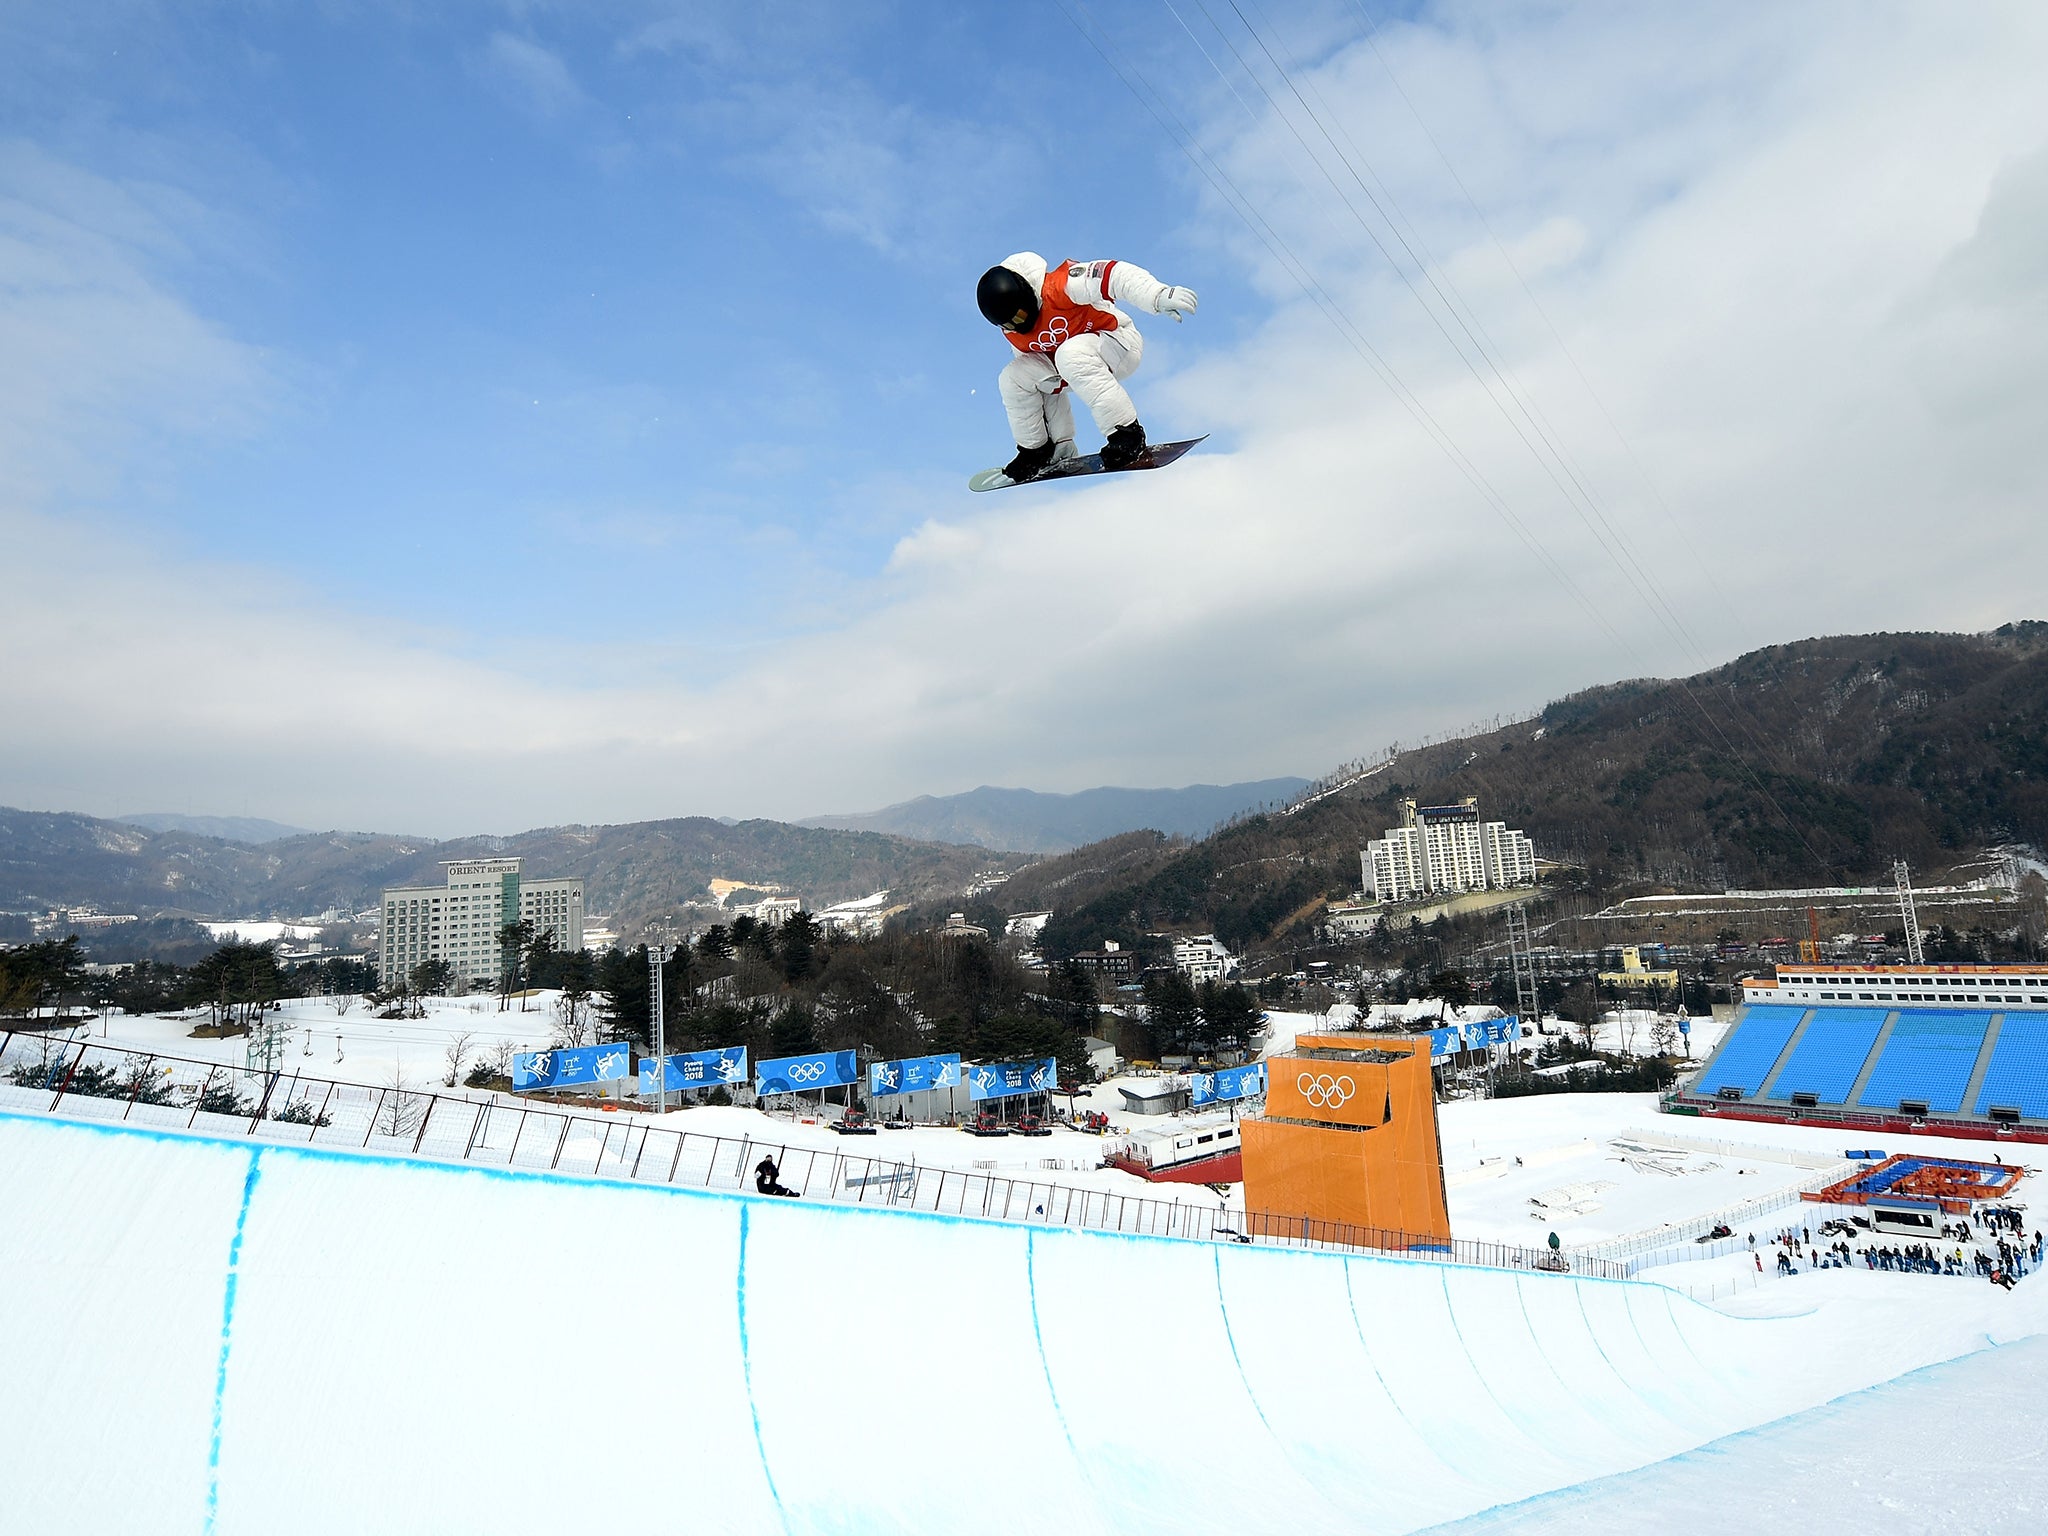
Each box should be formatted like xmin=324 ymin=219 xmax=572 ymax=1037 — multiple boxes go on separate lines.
xmin=378 ymin=858 xmax=585 ymax=989
xmin=1361 ymin=798 xmax=1536 ymax=905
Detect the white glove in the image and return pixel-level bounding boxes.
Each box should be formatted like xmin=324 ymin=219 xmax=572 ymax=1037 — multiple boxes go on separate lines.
xmin=1155 ymin=286 xmax=1199 ymax=323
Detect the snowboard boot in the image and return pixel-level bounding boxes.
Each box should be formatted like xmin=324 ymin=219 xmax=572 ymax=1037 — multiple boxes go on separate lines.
xmin=1003 ymin=441 xmax=1058 ymax=483
xmin=1100 ymin=421 xmax=1150 ymax=471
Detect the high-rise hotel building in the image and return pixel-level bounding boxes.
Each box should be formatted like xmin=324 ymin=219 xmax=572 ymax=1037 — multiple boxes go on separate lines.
xmin=1361 ymin=798 xmax=1536 ymax=905
xmin=378 ymin=857 xmax=585 ymax=989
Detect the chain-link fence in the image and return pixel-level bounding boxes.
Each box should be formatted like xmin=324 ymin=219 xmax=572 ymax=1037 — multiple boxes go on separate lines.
xmin=1584 ymin=1168 xmax=1855 ymax=1271
xmin=0 ymin=1030 xmax=1623 ymax=1279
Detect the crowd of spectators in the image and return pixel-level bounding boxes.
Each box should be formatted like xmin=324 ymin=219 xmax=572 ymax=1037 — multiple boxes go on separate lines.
xmin=1744 ymin=1210 xmax=2038 ymax=1291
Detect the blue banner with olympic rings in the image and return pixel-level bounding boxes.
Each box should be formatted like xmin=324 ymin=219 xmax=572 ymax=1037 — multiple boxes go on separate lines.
xmin=756 ymin=1049 xmax=860 ymax=1096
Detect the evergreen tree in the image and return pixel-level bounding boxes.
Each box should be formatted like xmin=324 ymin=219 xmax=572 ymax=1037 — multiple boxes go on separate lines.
xmin=1197 ymin=980 xmax=1261 ymax=1051
xmin=0 ymin=936 xmax=87 ymax=1019
xmin=558 ymin=947 xmax=597 ymax=1023
xmin=1142 ymin=970 xmax=1200 ymax=1056
xmin=409 ymin=958 xmax=455 ymax=997
xmin=496 ymin=918 xmax=537 ymax=1010
xmin=769 ymin=1002 xmax=818 ymax=1056
xmin=597 ymin=945 xmax=653 ymax=1048
xmin=779 ymin=912 xmax=820 ymax=983
xmin=1057 ymin=1031 xmax=1093 ymax=1086
xmin=1058 ymin=958 xmax=1101 ymax=1028
xmin=183 ymin=940 xmax=287 ymax=1027
xmin=1425 ymin=968 xmax=1474 ymax=1021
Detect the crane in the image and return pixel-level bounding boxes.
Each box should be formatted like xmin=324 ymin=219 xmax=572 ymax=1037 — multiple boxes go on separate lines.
xmin=1797 ymin=905 xmax=1822 ymax=965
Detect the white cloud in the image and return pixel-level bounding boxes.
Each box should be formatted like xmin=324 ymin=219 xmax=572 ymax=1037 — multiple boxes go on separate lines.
xmin=0 ymin=141 xmax=276 ymax=508
xmin=5 ymin=6 xmax=2048 ymax=834
xmin=478 ymin=32 xmax=586 ymax=120
xmin=706 ymin=75 xmax=1032 ymax=262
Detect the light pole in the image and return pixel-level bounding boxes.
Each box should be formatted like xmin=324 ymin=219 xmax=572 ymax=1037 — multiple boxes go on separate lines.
xmin=648 ymin=934 xmax=667 ymax=1115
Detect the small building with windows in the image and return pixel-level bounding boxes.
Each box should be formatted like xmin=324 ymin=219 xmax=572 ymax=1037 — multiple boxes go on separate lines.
xmin=1172 ymin=934 xmax=1236 ymax=984
xmin=937 ymin=912 xmax=989 ymax=940
xmin=1070 ymin=941 xmax=1140 ymax=983
xmin=1598 ymin=947 xmax=1680 ymax=993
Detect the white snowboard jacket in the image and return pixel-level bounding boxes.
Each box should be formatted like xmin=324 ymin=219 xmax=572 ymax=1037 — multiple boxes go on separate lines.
xmin=995 ymin=251 xmax=1180 ymax=336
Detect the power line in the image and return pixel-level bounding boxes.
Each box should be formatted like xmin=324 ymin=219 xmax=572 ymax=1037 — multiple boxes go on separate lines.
xmin=1336 ymin=0 xmax=1735 ymax=613
xmin=1196 ymin=0 xmax=1707 ymax=667
xmin=1204 ymin=0 xmax=1829 ymax=867
xmin=1068 ymin=0 xmax=1837 ymax=876
xmin=1054 ymin=0 xmax=1628 ymax=651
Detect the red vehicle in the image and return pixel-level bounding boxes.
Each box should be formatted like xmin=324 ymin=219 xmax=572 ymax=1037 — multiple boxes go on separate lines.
xmin=831 ymin=1106 xmax=877 ymax=1135
xmin=966 ymin=1110 xmax=1010 ymax=1137
xmin=1014 ymin=1113 xmax=1052 ymax=1138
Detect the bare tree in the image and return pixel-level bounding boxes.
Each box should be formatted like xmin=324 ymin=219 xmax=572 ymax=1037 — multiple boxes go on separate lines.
xmin=442 ymin=1030 xmax=477 ymax=1089
xmin=1651 ymin=1015 xmax=1680 ymax=1056
xmin=376 ymin=1057 xmax=425 ymax=1139
xmin=1616 ymin=1007 xmax=1640 ymax=1057
xmin=331 ymin=991 xmax=356 ymax=1019
xmin=552 ymin=991 xmax=594 ymax=1047
xmin=1302 ymin=982 xmax=1337 ymax=1030
xmin=1564 ymin=982 xmax=1600 ymax=1057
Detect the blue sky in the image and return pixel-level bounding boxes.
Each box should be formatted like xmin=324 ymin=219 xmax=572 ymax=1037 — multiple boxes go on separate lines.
xmin=5 ymin=3 xmax=2047 ymax=835
xmin=7 ymin=2 xmax=1247 ymax=657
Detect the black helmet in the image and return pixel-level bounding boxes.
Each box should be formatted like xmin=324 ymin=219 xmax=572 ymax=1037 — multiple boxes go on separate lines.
xmin=977 ymin=264 xmax=1038 ymax=331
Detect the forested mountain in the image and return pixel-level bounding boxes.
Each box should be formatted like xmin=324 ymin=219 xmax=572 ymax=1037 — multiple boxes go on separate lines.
xmin=799 ymin=778 xmax=1309 ymax=853
xmin=0 ymin=811 xmax=1027 ymax=932
xmin=114 ymin=814 xmax=309 ymax=844
xmin=1019 ymin=625 xmax=2048 ymax=959
xmin=14 ymin=626 xmax=2044 ymax=964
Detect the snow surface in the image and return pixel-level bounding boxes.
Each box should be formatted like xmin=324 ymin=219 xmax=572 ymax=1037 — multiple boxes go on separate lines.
xmin=1432 ymin=1333 xmax=2048 ymax=1532
xmin=198 ymin=921 xmax=323 ymax=943
xmin=82 ymin=992 xmax=542 ymax=1093
xmin=1436 ymin=1094 xmax=1835 ymax=1247
xmin=3 ymin=1107 xmax=2044 ymax=1534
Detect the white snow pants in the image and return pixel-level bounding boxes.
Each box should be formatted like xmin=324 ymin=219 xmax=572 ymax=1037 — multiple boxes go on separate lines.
xmin=999 ymin=327 xmax=1145 ymax=449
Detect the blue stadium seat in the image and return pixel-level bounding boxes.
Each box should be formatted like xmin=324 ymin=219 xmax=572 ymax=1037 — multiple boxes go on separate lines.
xmin=1762 ymin=1008 xmax=1887 ymax=1104
xmin=1854 ymin=1011 xmax=1993 ymax=1115
xmin=1974 ymin=1014 xmax=2048 ymax=1119
xmin=1694 ymin=1006 xmax=1805 ymax=1098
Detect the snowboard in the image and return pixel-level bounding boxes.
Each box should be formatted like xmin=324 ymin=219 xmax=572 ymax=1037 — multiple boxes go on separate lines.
xmin=969 ymin=435 xmax=1206 ymax=493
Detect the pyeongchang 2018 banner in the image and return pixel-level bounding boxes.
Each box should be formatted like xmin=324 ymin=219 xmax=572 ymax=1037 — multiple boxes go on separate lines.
xmin=1190 ymin=1061 xmax=1266 ymax=1106
xmin=868 ymin=1053 xmax=963 ymax=1098
xmin=967 ymin=1058 xmax=1057 ymax=1101
xmin=639 ymin=1045 xmax=748 ymax=1096
xmin=512 ymin=1042 xmax=632 ymax=1092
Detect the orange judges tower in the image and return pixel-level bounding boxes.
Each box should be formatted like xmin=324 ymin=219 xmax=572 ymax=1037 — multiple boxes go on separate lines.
xmin=1240 ymin=1035 xmax=1451 ymax=1246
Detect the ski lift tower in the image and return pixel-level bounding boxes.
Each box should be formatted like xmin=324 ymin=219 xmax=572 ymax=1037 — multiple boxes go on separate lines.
xmin=246 ymin=1005 xmax=289 ymax=1074
xmin=1894 ymin=860 xmax=1925 ymax=965
xmin=1505 ymin=903 xmax=1541 ymax=1032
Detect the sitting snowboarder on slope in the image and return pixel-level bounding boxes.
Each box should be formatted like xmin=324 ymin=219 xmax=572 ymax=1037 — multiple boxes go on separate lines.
xmin=976 ymin=253 xmax=1197 ymax=483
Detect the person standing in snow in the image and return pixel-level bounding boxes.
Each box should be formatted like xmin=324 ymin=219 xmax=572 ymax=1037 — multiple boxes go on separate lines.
xmin=975 ymin=253 xmax=1198 ymax=482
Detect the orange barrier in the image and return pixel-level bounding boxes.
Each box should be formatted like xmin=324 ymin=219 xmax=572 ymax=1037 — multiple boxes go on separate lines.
xmin=1803 ymin=1153 xmax=2023 ymax=1214
xmin=1241 ymin=1035 xmax=1451 ymax=1245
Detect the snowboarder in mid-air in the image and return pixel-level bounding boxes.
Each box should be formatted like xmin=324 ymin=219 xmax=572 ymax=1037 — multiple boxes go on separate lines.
xmin=974 ymin=252 xmax=1198 ymax=487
